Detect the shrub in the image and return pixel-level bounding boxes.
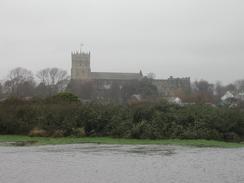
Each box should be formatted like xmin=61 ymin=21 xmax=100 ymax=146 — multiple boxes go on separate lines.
xmin=29 ymin=128 xmax=49 ymax=137
xmin=0 ymin=97 xmax=244 ymax=142
xmin=46 ymin=92 xmax=80 ymax=103
xmin=72 ymin=128 xmax=86 ymax=137
xmin=224 ymin=132 xmax=241 ymax=142
xmin=52 ymin=130 xmax=65 ymax=138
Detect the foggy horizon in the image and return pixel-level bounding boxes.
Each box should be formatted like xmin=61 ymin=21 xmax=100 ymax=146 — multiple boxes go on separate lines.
xmin=1 ymin=0 xmax=244 ymax=84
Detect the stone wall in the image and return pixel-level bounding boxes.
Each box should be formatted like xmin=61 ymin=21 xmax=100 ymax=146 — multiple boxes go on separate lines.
xmin=152 ymin=76 xmax=191 ymax=96
xmin=71 ymin=52 xmax=91 ymax=80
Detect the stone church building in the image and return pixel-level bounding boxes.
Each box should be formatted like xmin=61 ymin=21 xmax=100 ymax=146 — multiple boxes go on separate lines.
xmin=70 ymin=50 xmax=191 ymax=99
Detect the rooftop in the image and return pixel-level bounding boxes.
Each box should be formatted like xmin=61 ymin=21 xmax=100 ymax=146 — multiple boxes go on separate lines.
xmin=91 ymin=72 xmax=142 ymax=80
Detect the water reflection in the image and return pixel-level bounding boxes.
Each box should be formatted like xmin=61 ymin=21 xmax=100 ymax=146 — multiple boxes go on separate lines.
xmin=38 ymin=144 xmax=177 ymax=156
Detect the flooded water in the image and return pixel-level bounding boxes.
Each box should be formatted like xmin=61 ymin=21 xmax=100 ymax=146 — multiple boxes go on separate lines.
xmin=0 ymin=144 xmax=244 ymax=183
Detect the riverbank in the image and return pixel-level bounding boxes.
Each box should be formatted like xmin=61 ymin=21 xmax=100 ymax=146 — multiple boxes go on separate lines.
xmin=0 ymin=135 xmax=244 ymax=148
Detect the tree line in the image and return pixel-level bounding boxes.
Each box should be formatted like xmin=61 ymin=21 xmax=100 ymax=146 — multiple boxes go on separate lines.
xmin=1 ymin=67 xmax=244 ymax=104
xmin=0 ymin=94 xmax=243 ymax=142
xmin=0 ymin=67 xmax=69 ymax=99
xmin=177 ymin=80 xmax=244 ymax=105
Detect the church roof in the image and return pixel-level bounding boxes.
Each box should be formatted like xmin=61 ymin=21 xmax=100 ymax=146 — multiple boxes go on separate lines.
xmin=91 ymin=72 xmax=142 ymax=80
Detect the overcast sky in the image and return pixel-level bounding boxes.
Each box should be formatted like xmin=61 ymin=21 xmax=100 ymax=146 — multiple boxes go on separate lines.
xmin=0 ymin=0 xmax=244 ymax=84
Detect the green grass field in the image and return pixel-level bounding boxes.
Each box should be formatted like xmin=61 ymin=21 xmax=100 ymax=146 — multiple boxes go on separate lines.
xmin=0 ymin=135 xmax=243 ymax=148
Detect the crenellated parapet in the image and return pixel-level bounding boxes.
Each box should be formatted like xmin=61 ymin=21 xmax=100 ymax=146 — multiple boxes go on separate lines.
xmin=72 ymin=51 xmax=90 ymax=61
xmin=71 ymin=51 xmax=90 ymax=56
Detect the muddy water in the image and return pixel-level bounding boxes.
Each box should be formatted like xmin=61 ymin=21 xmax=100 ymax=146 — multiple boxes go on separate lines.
xmin=0 ymin=144 xmax=244 ymax=183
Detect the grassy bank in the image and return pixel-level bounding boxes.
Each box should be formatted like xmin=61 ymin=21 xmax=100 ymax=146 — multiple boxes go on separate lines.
xmin=0 ymin=135 xmax=244 ymax=148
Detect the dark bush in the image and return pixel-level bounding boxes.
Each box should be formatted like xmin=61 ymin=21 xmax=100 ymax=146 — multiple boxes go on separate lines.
xmin=0 ymin=96 xmax=244 ymax=142
xmin=45 ymin=92 xmax=80 ymax=103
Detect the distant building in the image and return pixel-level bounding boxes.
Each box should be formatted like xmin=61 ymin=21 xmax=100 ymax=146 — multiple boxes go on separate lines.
xmin=70 ymin=50 xmax=191 ymax=99
xmin=152 ymin=76 xmax=191 ymax=96
xmin=221 ymin=91 xmax=244 ymax=108
xmin=71 ymin=51 xmax=142 ymax=81
xmin=221 ymin=91 xmax=235 ymax=101
xmin=167 ymin=97 xmax=183 ymax=105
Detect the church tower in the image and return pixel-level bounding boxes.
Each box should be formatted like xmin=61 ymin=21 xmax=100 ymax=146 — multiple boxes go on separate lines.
xmin=71 ymin=51 xmax=91 ymax=80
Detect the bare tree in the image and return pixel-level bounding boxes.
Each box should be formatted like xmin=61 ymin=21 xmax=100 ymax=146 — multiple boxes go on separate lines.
xmin=36 ymin=68 xmax=69 ymax=96
xmin=0 ymin=83 xmax=3 ymax=99
xmin=36 ymin=68 xmax=50 ymax=85
xmin=4 ymin=67 xmax=35 ymax=97
xmin=147 ymin=72 xmax=156 ymax=80
xmin=225 ymin=84 xmax=237 ymax=92
xmin=215 ymin=81 xmax=225 ymax=98
xmin=191 ymin=80 xmax=215 ymax=103
xmin=193 ymin=80 xmax=214 ymax=94
xmin=235 ymin=80 xmax=244 ymax=92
